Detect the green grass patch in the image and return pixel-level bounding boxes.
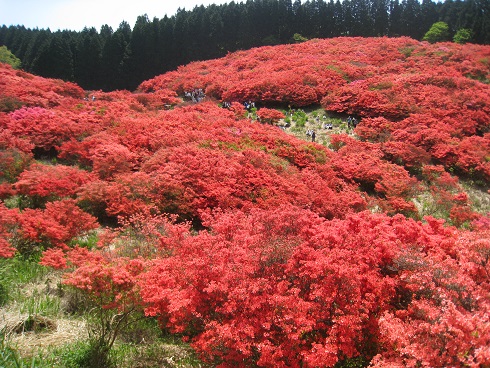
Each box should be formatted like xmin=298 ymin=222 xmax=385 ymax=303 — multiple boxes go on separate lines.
xmin=369 ymin=81 xmax=393 ymax=90
xmin=0 ymin=255 xmax=49 ymax=303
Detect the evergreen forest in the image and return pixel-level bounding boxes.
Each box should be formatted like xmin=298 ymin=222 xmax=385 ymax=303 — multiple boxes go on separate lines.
xmin=1 ymin=0 xmax=489 ymax=91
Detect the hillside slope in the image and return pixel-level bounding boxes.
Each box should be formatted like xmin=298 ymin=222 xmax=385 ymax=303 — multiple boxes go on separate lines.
xmin=1 ymin=37 xmax=489 ymax=367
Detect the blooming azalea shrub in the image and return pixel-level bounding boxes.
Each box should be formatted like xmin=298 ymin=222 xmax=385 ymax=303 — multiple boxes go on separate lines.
xmin=0 ymin=203 xmax=17 ymax=258
xmin=452 ymin=134 xmax=490 ymax=180
xmin=14 ymin=163 xmax=96 ymax=206
xmin=0 ymin=127 xmax=35 ymax=154
xmin=138 ymin=44 xmax=347 ymax=107
xmin=226 ymin=101 xmax=247 ymax=119
xmin=133 ymin=89 xmax=180 ymax=110
xmin=380 ymin=141 xmax=431 ymax=173
xmin=0 ymin=198 xmax=98 ymax=256
xmin=355 ymin=112 xmax=490 ymax=181
xmin=329 ymin=134 xmax=420 ymax=216
xmin=40 ymin=244 xmax=144 ymax=311
xmin=3 ymin=199 xmax=98 ymax=254
xmin=39 ymin=244 xmax=147 ymax=365
xmin=256 ymin=107 xmax=285 ymax=124
xmin=6 ymin=106 xmax=71 ymax=150
xmin=0 ymin=147 xmax=33 ymax=186
xmin=418 ymin=164 xmax=479 ymax=226
xmin=371 ymin=218 xmax=490 ymax=368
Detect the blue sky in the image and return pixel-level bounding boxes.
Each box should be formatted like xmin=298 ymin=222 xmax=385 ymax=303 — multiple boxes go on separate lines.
xmin=0 ymin=0 xmax=234 ymax=31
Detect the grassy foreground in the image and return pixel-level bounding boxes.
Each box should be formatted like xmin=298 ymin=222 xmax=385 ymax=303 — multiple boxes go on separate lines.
xmin=0 ymin=255 xmax=204 ymax=368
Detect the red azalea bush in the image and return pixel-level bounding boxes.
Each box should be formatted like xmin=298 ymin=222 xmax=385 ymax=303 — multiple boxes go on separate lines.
xmin=329 ymin=134 xmax=420 ymax=216
xmin=0 ymin=199 xmax=97 ymax=255
xmin=256 ymin=107 xmax=285 ymax=124
xmin=133 ymin=89 xmax=180 ymax=110
xmin=13 ymin=199 xmax=97 ymax=252
xmin=372 ymin=219 xmax=490 ymax=368
xmin=0 ymin=147 xmax=33 ymax=185
xmin=5 ymin=106 xmax=72 ymax=150
xmin=0 ymin=203 xmax=18 ymax=258
xmin=140 ymin=209 xmax=487 ymax=367
xmin=14 ymin=163 xmax=96 ymax=203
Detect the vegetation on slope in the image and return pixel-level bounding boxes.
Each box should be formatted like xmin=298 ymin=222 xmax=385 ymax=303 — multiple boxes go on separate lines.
xmin=0 ymin=37 xmax=489 ymax=367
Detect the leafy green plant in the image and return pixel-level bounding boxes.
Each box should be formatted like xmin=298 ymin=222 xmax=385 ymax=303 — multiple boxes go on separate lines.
xmin=423 ymin=22 xmax=450 ymax=43
xmin=45 ymin=340 xmax=107 ymax=368
xmin=292 ymin=33 xmax=308 ymax=43
xmin=0 ymin=329 xmax=20 ymax=368
xmin=20 ymin=290 xmax=61 ymax=318
xmin=69 ymin=230 xmax=99 ymax=249
xmin=399 ymin=45 xmax=415 ymax=58
xmin=335 ymin=356 xmax=368 ymax=368
xmin=453 ymin=28 xmax=473 ymax=44
xmin=0 ymin=46 xmax=21 ymax=69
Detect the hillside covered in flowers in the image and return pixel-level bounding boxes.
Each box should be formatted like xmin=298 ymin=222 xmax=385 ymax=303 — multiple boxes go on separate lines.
xmin=1 ymin=36 xmax=490 ymax=367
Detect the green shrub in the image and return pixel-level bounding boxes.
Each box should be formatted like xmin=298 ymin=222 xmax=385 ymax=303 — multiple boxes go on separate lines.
xmin=335 ymin=356 xmax=368 ymax=368
xmin=453 ymin=28 xmax=473 ymax=44
xmin=423 ymin=22 xmax=450 ymax=44
xmin=0 ymin=255 xmax=50 ymax=306
xmin=0 ymin=46 xmax=21 ymax=69
xmin=292 ymin=33 xmax=308 ymax=43
xmin=50 ymin=340 xmax=111 ymax=368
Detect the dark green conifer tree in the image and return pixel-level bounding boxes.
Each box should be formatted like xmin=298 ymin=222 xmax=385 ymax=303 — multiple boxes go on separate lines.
xmin=74 ymin=27 xmax=102 ymax=90
xmin=388 ymin=0 xmax=403 ymax=36
xmin=371 ymin=0 xmax=390 ymax=36
xmin=100 ymin=22 xmax=131 ymax=90
xmin=23 ymin=29 xmax=51 ymax=71
xmin=32 ymin=32 xmax=74 ymax=80
xmin=400 ymin=0 xmax=421 ymax=38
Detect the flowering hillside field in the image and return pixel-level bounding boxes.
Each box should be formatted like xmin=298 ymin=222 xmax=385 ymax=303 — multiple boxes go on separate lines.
xmin=1 ymin=37 xmax=490 ymax=367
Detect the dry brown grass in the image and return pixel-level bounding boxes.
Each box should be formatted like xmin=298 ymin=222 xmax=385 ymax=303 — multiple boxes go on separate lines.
xmin=1 ymin=307 xmax=86 ymax=358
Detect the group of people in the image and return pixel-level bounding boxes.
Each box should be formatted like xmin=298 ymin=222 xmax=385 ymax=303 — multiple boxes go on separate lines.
xmin=306 ymin=129 xmax=316 ymax=142
xmin=221 ymin=100 xmax=256 ymax=111
xmin=243 ymin=100 xmax=256 ymax=110
xmin=321 ymin=122 xmax=334 ymax=130
xmin=83 ymin=94 xmax=96 ymax=101
xmin=347 ymin=116 xmax=359 ymax=128
xmin=184 ymin=88 xmax=206 ymax=103
xmin=306 ymin=115 xmax=360 ymax=143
